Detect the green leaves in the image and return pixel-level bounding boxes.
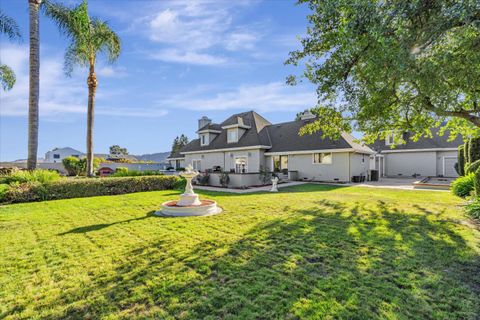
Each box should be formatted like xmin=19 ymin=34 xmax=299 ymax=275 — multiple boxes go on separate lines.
xmin=288 ymin=0 xmax=480 ymax=140
xmin=0 ymin=64 xmax=16 ymax=91
xmin=44 ymin=0 xmax=121 ymax=75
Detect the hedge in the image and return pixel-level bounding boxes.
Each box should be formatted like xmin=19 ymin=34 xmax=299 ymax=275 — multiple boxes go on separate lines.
xmin=466 ymin=159 xmax=480 ymax=175
xmin=0 ymin=175 xmax=183 ymax=204
xmin=475 ymin=166 xmax=480 ymax=197
xmin=458 ymin=145 xmax=465 ymax=176
xmin=451 ymin=173 xmax=475 ymax=198
xmin=468 ymin=137 xmax=480 ymax=164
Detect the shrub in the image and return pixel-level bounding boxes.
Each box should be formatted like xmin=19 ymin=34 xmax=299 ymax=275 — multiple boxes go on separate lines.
xmin=468 ymin=137 xmax=480 ymax=164
xmin=220 ymin=171 xmax=230 ymax=188
xmin=196 ymin=172 xmax=210 ymax=185
xmin=465 ymin=159 xmax=480 ymax=175
xmin=451 ymin=173 xmax=475 ymax=198
xmin=0 ymin=175 xmax=182 ymax=204
xmin=111 ymin=168 xmax=164 ymax=177
xmin=464 ymin=141 xmax=470 ymax=164
xmin=457 ymin=145 xmax=465 ymax=176
xmin=0 ymin=169 xmax=62 ymax=185
xmin=259 ymin=166 xmax=272 ymax=184
xmin=176 ymin=167 xmax=185 ymax=172
xmin=465 ymin=200 xmax=480 ymax=220
xmin=62 ymin=157 xmax=102 ymax=176
xmin=475 ymin=166 xmax=480 ymax=197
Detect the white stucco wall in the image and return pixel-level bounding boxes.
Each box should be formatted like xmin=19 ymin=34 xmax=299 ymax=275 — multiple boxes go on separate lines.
xmin=384 ymin=151 xmax=436 ymax=177
xmin=184 ymin=148 xmax=264 ymax=173
xmin=436 ymin=150 xmax=458 ymax=177
xmin=45 ymin=148 xmax=84 ymax=163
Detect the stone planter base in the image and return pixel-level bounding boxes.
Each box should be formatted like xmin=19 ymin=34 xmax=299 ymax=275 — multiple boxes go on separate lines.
xmin=155 ymin=200 xmax=222 ymax=217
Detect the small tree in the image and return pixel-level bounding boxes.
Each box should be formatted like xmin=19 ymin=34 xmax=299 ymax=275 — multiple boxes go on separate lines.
xmin=171 ymin=134 xmax=189 ymax=155
xmin=458 ymin=145 xmax=465 ymax=176
xmin=109 ymin=145 xmax=128 ymax=158
xmin=62 ymin=156 xmax=82 ymax=176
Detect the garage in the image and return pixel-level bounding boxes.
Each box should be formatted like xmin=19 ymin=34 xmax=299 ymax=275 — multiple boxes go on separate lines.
xmin=443 ymin=157 xmax=458 ymax=177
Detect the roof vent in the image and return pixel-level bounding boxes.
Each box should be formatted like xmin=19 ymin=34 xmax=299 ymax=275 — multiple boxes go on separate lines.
xmin=299 ymin=111 xmax=316 ymax=120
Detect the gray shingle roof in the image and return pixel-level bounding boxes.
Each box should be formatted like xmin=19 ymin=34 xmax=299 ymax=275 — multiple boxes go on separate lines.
xmin=168 ymin=150 xmax=184 ymax=159
xmin=266 ymin=119 xmax=352 ymax=152
xmin=370 ymin=127 xmax=463 ymax=152
xmin=198 ymin=123 xmax=222 ymax=132
xmin=180 ymin=111 xmax=272 ymax=153
xmin=178 ymin=111 xmax=374 ymax=154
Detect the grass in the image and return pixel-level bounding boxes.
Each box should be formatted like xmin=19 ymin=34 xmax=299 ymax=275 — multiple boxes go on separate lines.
xmin=0 ymin=184 xmax=479 ymax=319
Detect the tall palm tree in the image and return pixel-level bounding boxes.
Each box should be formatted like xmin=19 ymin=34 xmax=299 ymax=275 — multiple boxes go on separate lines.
xmin=0 ymin=9 xmax=21 ymax=91
xmin=28 ymin=0 xmax=41 ymax=170
xmin=44 ymin=0 xmax=120 ymax=176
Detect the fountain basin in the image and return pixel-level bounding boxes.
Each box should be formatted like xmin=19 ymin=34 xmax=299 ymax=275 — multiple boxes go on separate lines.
xmin=156 ymin=199 xmax=222 ymax=217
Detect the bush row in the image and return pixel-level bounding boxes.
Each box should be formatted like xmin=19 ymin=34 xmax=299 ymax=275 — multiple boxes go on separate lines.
xmin=0 ymin=175 xmax=183 ymax=204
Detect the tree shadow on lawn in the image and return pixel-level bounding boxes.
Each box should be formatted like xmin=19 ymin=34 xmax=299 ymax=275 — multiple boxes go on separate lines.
xmin=57 ymin=211 xmax=157 ymax=235
xmin=49 ymin=200 xmax=480 ymax=319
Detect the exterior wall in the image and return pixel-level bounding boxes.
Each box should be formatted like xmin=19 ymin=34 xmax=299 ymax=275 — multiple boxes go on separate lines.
xmin=436 ymin=150 xmax=458 ymax=177
xmin=282 ymin=152 xmax=351 ymax=182
xmin=349 ymin=153 xmax=370 ymax=177
xmin=45 ymin=149 xmax=84 ymax=163
xmin=184 ymin=149 xmax=264 ymax=173
xmin=384 ymin=151 xmax=436 ymax=177
xmin=99 ymin=162 xmax=168 ymax=171
xmin=207 ymin=173 xmax=263 ymax=188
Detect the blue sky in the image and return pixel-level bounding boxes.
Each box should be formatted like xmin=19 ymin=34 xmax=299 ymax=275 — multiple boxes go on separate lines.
xmin=0 ymin=0 xmax=318 ymax=161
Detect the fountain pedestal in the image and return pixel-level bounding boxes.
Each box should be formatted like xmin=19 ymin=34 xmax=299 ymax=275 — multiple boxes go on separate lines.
xmin=155 ymin=165 xmax=222 ymax=217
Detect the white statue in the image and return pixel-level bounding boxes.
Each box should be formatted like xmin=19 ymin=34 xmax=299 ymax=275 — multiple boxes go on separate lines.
xmin=270 ymin=176 xmax=279 ymax=192
xmin=177 ymin=164 xmax=201 ymax=206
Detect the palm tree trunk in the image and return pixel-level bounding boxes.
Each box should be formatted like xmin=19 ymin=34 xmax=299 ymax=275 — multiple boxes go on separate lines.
xmin=27 ymin=0 xmax=41 ymax=170
xmin=86 ymin=63 xmax=97 ymax=177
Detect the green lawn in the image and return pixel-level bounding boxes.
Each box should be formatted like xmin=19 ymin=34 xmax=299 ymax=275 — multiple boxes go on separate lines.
xmin=1 ymin=184 xmax=479 ymax=319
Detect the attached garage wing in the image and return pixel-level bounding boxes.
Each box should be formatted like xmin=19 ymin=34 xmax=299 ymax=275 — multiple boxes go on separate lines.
xmin=443 ymin=157 xmax=458 ymax=177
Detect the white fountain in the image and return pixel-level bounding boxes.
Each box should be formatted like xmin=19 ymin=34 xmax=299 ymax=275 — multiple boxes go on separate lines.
xmin=156 ymin=165 xmax=222 ymax=217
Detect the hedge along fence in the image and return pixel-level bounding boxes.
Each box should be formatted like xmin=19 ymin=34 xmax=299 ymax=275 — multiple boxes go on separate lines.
xmin=458 ymin=145 xmax=465 ymax=176
xmin=0 ymin=175 xmax=183 ymax=204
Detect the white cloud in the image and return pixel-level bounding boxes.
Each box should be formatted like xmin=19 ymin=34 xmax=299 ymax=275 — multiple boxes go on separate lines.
xmin=160 ymin=82 xmax=317 ymax=112
xmin=131 ymin=0 xmax=261 ymax=65
xmin=96 ymin=66 xmax=128 ymax=78
xmin=0 ymin=44 xmax=163 ymax=118
xmin=150 ymin=49 xmax=228 ymax=66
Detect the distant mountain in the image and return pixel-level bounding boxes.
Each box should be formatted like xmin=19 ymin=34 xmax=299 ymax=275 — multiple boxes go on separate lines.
xmin=134 ymin=152 xmax=170 ymax=163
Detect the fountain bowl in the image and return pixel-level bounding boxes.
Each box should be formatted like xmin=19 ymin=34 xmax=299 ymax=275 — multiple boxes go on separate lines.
xmin=155 ymin=199 xmax=222 ymax=217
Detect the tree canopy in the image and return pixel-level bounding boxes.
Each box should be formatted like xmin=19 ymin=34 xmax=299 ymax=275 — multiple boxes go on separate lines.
xmin=171 ymin=134 xmax=189 ymax=155
xmin=0 ymin=9 xmax=21 ymax=91
xmin=287 ymin=0 xmax=480 ymax=143
xmin=109 ymin=145 xmax=129 ymax=158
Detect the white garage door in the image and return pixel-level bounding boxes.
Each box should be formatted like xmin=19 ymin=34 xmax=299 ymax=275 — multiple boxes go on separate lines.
xmin=443 ymin=157 xmax=458 ymax=177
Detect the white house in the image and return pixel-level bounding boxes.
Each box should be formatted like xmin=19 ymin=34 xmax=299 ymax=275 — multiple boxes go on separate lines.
xmin=170 ymin=111 xmax=374 ymax=188
xmin=369 ymin=128 xmax=462 ymax=178
xmin=44 ymin=147 xmax=84 ymax=163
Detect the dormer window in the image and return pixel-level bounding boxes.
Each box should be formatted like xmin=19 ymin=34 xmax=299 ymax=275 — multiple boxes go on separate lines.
xmin=385 ymin=133 xmax=395 ymax=146
xmin=200 ymin=133 xmax=209 ymax=146
xmin=227 ymin=128 xmax=238 ymax=143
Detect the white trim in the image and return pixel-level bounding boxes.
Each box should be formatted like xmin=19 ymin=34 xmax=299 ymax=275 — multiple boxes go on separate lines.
xmin=227 ymin=128 xmax=239 ymax=143
xmin=196 ymin=129 xmax=221 ymax=134
xmin=442 ymin=156 xmax=457 ymax=177
xmin=265 ymin=148 xmax=355 ymax=156
xmin=200 ymin=133 xmax=209 ymax=146
xmin=181 ymin=145 xmax=271 ymax=154
xmin=167 ymin=157 xmax=184 ymax=161
xmin=312 ymin=152 xmax=333 ymax=165
xmin=221 ymin=124 xmax=251 ymax=130
xmin=234 ymin=156 xmax=248 ymax=173
xmin=380 ymin=148 xmax=457 ymax=154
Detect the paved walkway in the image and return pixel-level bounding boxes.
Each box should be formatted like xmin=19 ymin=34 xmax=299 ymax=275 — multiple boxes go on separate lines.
xmin=195 ymin=178 xmax=450 ymax=193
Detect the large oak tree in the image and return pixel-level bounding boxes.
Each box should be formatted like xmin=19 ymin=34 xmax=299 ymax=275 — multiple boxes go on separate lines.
xmin=287 ymin=0 xmax=480 ymax=143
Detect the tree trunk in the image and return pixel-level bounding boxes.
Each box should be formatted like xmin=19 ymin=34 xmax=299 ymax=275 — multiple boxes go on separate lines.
xmin=86 ymin=64 xmax=97 ymax=177
xmin=27 ymin=0 xmax=41 ymax=170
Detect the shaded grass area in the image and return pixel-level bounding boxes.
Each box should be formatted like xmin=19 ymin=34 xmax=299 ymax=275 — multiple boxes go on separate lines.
xmin=0 ymin=184 xmax=479 ymax=319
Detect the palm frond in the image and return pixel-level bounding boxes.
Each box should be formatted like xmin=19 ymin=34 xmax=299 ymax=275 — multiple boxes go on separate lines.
xmin=64 ymin=43 xmax=89 ymax=76
xmin=0 ymin=64 xmax=16 ymax=91
xmin=91 ymin=19 xmax=121 ymax=63
xmin=0 ymin=10 xmax=21 ymax=40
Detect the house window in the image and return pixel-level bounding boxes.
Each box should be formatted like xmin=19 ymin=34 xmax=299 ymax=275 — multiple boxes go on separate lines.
xmin=175 ymin=160 xmax=181 ymax=168
xmin=192 ymin=160 xmax=201 ymax=171
xmin=313 ymin=153 xmax=332 ymax=164
xmin=273 ymin=155 xmax=288 ymax=172
xmin=200 ymin=134 xmax=208 ymax=146
xmin=227 ymin=128 xmax=238 ymax=143
xmin=235 ymin=157 xmax=247 ymax=173
xmin=53 ymin=154 xmax=60 ymax=159
xmin=385 ymin=133 xmax=395 ymax=146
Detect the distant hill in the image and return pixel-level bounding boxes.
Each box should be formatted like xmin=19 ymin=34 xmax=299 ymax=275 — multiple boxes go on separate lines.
xmin=134 ymin=152 xmax=170 ymax=163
